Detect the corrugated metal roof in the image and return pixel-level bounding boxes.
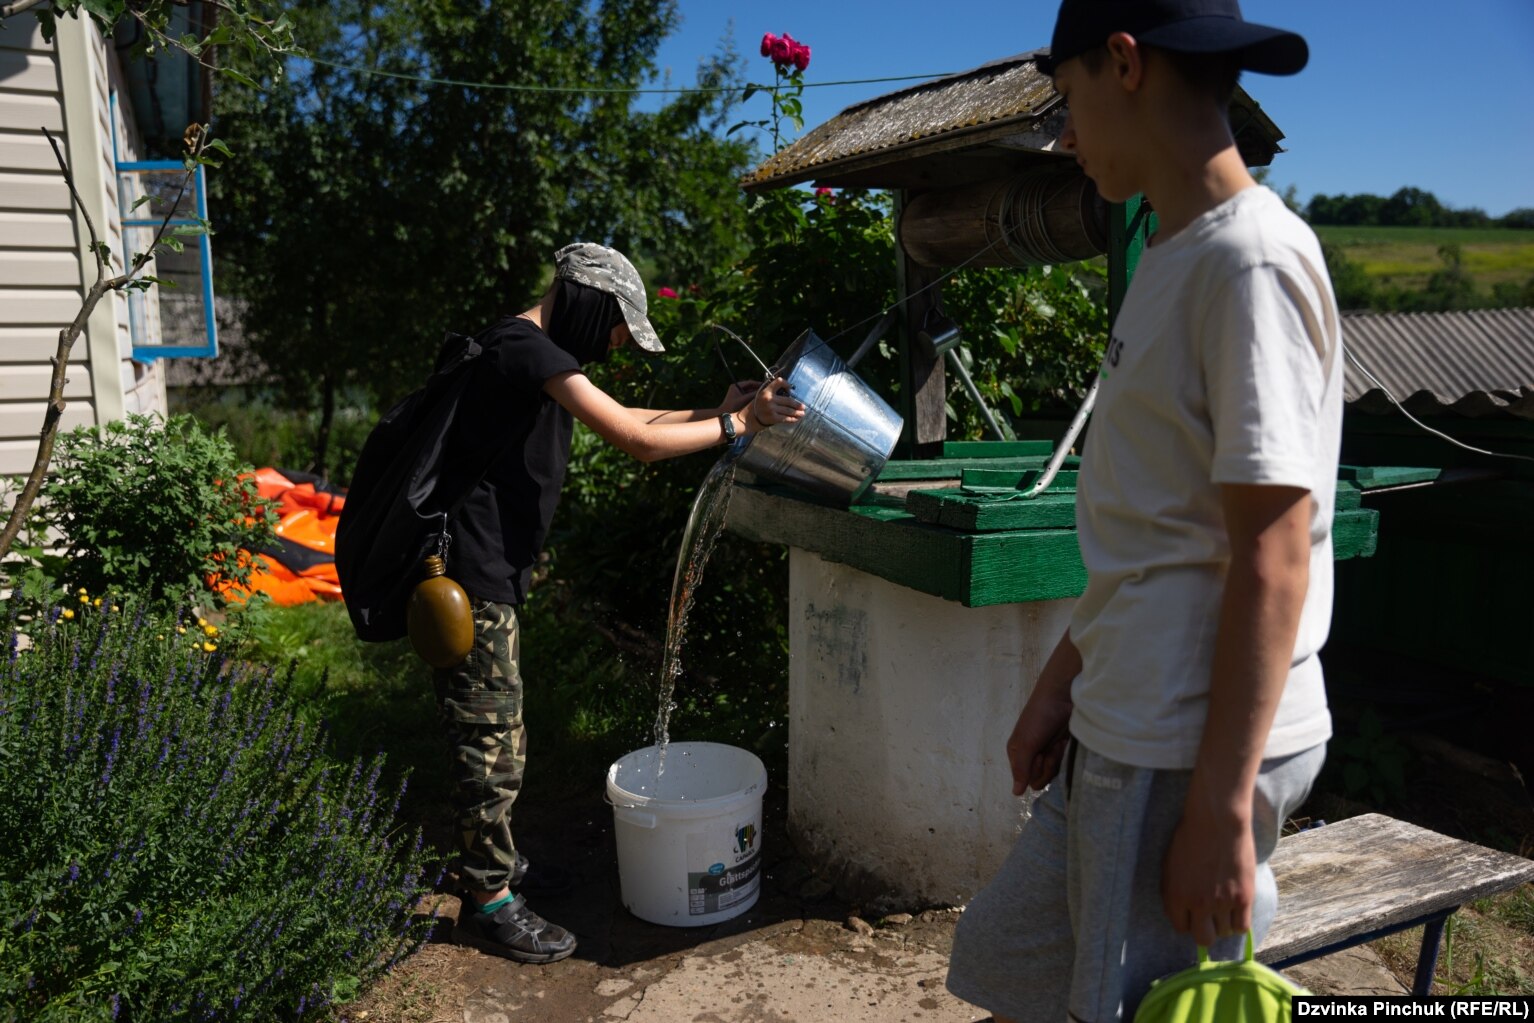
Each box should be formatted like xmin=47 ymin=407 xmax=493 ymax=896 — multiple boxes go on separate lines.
xmin=1343 ymin=308 xmax=1534 ymax=420
xmin=741 ymin=52 xmax=1285 ymax=193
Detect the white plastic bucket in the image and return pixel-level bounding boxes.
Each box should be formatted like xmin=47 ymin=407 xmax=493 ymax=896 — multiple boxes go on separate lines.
xmin=606 ymin=742 xmax=767 ymax=927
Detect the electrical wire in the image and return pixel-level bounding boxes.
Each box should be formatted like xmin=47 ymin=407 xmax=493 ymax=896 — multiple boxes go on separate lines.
xmin=304 ymin=56 xmax=958 ymax=95
xmin=1342 ymin=345 xmax=1534 ymax=466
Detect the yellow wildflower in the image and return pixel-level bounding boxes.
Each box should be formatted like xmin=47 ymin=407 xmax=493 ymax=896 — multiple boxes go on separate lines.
xmin=203 ymin=624 xmax=218 ymax=637
xmin=197 ymin=617 xmax=208 ymax=628
xmin=61 ymin=608 xmax=74 ymax=620
xmin=202 ymin=641 xmax=217 ymax=653
xmin=111 ymin=605 xmax=120 ymax=612
xmin=77 ymin=587 xmax=87 ymax=595
xmin=176 ymin=626 xmax=187 ymax=634
xmin=94 ymin=597 xmax=102 ymax=607
xmin=79 ymin=594 xmax=89 ymax=604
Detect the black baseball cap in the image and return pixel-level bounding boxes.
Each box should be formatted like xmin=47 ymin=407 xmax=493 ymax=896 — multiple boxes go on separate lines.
xmin=1037 ymin=0 xmax=1309 ymax=77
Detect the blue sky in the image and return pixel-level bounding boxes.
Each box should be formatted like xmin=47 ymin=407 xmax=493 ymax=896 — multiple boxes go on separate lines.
xmin=648 ymin=0 xmax=1534 ymax=218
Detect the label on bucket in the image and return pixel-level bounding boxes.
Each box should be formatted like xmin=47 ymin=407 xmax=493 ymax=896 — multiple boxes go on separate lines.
xmin=687 ymin=852 xmax=761 ymax=916
xmin=685 ymin=818 xmax=762 ymax=916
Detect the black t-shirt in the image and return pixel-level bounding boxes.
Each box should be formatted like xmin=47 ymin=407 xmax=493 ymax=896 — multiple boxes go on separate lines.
xmin=441 ymin=316 xmax=581 ymax=604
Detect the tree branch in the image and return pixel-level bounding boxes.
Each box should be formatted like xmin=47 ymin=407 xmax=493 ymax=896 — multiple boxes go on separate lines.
xmin=126 ymin=1 xmax=291 ymax=73
xmin=0 ymin=0 xmax=49 ymax=20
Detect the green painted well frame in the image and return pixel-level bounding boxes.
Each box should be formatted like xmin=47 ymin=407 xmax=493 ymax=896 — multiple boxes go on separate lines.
xmin=727 ymin=443 xmax=1384 ymax=608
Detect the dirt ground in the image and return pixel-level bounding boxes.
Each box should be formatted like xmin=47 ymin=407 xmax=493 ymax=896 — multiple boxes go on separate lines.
xmin=342 ymin=776 xmax=1470 ymax=1023
xmin=348 ymin=786 xmax=988 ymax=1022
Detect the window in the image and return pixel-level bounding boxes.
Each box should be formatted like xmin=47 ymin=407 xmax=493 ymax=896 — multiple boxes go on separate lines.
xmin=116 ymin=158 xmax=219 ymax=361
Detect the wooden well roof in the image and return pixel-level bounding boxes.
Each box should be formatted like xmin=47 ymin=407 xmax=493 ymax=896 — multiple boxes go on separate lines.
xmin=741 ymin=51 xmax=1286 ymax=194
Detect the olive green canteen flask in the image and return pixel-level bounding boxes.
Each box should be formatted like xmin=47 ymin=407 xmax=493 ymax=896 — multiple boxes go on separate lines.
xmin=407 ymin=555 xmax=473 ymax=668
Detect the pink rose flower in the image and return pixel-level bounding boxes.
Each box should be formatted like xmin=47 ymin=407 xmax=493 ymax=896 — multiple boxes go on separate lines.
xmin=815 ymin=187 xmax=834 ymax=196
xmin=769 ymin=36 xmax=791 ymax=65
xmin=760 ymin=33 xmax=776 ymax=58
xmin=792 ymin=42 xmax=811 ymax=72
xmin=657 ymin=286 xmax=679 ymax=300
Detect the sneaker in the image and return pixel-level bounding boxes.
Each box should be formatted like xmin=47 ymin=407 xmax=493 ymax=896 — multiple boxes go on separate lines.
xmin=509 ymin=852 xmax=575 ymax=899
xmin=455 ymin=895 xmax=577 ymax=964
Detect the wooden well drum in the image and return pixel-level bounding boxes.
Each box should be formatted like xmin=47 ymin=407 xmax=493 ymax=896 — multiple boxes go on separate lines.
xmin=899 ymin=166 xmax=1109 ymax=269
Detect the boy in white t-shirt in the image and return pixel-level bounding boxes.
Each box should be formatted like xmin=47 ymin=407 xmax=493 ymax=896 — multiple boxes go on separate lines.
xmin=946 ymin=2 xmax=1343 ymax=1021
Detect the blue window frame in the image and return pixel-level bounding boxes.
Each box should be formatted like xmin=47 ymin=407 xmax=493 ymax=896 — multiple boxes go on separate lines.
xmin=110 ymin=92 xmax=219 ymax=362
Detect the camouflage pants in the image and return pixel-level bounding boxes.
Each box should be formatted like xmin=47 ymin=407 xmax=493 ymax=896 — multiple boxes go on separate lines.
xmin=432 ymin=599 xmax=525 ymax=894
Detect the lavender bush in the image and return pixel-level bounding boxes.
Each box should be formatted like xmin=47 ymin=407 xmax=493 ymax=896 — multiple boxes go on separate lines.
xmin=0 ymin=602 xmax=440 ymax=1021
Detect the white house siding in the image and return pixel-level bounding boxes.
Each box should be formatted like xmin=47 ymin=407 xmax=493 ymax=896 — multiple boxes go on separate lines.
xmin=93 ymin=19 xmax=164 ymax=416
xmin=0 ymin=12 xmax=165 ymax=478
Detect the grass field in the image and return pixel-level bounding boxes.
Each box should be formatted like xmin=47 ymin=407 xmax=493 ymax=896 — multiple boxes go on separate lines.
xmin=1315 ymin=225 xmax=1534 ymax=292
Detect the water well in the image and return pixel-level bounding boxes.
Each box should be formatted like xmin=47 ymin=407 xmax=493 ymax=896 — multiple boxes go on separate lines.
xmin=730 ymin=53 xmax=1378 ymax=908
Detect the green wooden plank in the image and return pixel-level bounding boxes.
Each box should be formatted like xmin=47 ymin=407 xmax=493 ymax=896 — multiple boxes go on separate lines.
xmin=906 ymin=488 xmax=1079 ymax=531
xmin=1334 ymin=482 xmax=1363 ymax=511
xmin=1333 ymin=507 xmax=1379 ymax=560
xmin=966 ymin=530 xmax=1087 ymax=605
xmin=1337 ymin=465 xmax=1441 ymax=488
xmin=875 ymin=456 xmax=1044 ymax=481
xmin=960 ymin=468 xmax=1080 ymax=492
xmin=853 ymin=490 xmax=911 ymax=512
xmin=849 ymin=503 xmax=916 ymax=523
xmin=942 ymin=440 xmax=1055 ymax=459
xmin=916 ymin=481 xmax=1364 ymax=528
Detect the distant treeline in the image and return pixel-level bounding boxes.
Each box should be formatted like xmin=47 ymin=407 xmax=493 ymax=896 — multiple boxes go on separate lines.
xmin=1305 ymin=187 xmax=1534 ymax=230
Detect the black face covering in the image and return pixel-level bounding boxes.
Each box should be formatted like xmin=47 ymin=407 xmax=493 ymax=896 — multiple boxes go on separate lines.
xmin=548 ymin=280 xmax=624 ymax=367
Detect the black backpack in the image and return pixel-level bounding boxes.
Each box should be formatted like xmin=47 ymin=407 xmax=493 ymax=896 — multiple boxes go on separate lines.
xmin=336 ymin=330 xmax=493 ymax=642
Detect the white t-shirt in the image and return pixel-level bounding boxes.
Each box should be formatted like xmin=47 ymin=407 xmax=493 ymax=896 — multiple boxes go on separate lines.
xmin=1068 ymin=186 xmax=1341 ymax=770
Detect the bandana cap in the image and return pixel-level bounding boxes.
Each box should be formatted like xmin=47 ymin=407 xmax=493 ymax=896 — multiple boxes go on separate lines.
xmin=553 ymin=242 xmax=664 ymax=354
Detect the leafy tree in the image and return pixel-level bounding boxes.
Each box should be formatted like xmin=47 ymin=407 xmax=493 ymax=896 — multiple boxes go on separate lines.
xmin=3 ymin=0 xmax=294 ymax=70
xmin=209 ymin=0 xmax=757 ymax=475
xmin=1321 ymin=241 xmax=1376 ymax=312
xmin=1306 ymin=192 xmax=1380 ymax=226
xmin=1381 ymin=186 xmax=1444 ymax=228
xmin=1501 ymin=208 xmax=1534 ymax=230
xmin=1490 ymin=276 xmax=1534 ymax=309
xmin=943 ymin=263 xmax=1109 ymax=434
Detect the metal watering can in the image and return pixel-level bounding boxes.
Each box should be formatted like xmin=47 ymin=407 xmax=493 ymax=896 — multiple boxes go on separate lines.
xmin=719 ymin=320 xmax=904 ymax=505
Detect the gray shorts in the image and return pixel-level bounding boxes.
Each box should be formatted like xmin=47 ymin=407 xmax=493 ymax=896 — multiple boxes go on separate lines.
xmin=946 ymin=741 xmax=1325 ymax=1023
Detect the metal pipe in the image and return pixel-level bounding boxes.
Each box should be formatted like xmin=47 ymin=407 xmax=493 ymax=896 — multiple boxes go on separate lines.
xmin=944 ymin=350 xmax=1008 ymax=442
xmin=1020 ymin=373 xmax=1099 ymax=499
xmin=847 ymin=311 xmax=896 ymax=370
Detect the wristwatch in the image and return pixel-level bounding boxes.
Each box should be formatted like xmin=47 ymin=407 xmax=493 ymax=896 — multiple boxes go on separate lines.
xmin=719 ymin=410 xmax=738 ymax=443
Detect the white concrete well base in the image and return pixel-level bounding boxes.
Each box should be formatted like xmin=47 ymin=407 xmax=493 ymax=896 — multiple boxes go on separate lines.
xmin=787 ymin=547 xmax=1075 ymax=910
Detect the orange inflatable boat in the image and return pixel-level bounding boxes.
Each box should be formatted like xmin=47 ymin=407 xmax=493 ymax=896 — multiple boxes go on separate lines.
xmin=223 ymin=468 xmax=348 ymax=606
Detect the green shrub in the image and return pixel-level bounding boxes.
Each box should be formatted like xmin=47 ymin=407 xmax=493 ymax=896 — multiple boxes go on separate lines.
xmin=15 ymin=413 xmax=277 ymax=613
xmin=0 ymin=601 xmax=439 ymax=1022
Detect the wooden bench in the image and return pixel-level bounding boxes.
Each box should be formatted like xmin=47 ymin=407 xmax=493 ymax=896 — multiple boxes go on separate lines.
xmin=1261 ymin=813 xmax=1534 ymax=995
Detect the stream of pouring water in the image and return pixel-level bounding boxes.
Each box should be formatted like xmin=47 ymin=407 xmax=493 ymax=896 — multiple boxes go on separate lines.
xmin=651 ymin=444 xmax=744 ymax=783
